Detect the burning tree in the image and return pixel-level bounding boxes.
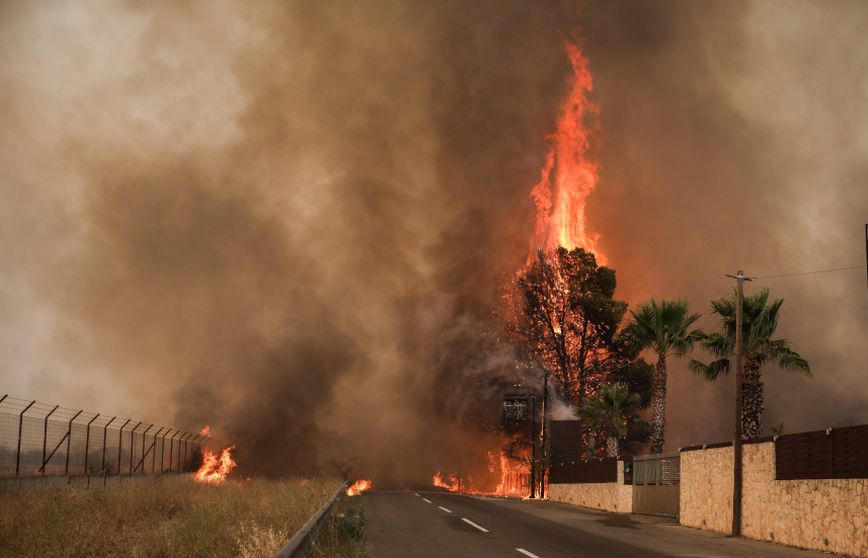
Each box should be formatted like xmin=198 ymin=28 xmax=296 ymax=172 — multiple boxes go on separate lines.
xmin=502 ymin=246 xmax=629 ymax=408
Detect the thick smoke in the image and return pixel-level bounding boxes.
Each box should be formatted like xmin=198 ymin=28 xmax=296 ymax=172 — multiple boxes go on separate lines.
xmin=582 ymin=0 xmax=868 ymax=445
xmin=1 ymin=0 xmax=865 ymax=482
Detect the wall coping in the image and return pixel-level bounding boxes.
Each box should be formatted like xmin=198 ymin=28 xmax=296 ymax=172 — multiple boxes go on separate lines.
xmin=680 ymin=437 xmax=775 ymax=453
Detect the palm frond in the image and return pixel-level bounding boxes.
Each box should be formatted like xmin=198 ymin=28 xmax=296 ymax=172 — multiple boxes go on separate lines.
xmin=690 ymin=357 xmax=730 ymax=381
xmin=768 ymin=339 xmax=812 ymax=376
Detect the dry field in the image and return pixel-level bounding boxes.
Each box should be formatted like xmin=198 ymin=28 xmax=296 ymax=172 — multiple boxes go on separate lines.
xmin=0 ymin=475 xmax=364 ymax=558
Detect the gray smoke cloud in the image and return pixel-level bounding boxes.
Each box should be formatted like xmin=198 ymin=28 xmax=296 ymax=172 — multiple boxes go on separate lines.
xmin=1 ymin=0 xmax=865 ymax=482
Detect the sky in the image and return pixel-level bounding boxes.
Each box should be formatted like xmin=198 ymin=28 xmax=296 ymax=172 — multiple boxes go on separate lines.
xmin=1 ymin=0 xmax=866 ymax=479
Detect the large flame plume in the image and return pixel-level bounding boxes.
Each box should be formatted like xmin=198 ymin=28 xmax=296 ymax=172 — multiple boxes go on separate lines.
xmin=530 ymin=41 xmax=604 ymax=263
xmin=194 ymin=445 xmax=237 ymax=484
xmin=430 ymin=40 xmax=603 ymax=500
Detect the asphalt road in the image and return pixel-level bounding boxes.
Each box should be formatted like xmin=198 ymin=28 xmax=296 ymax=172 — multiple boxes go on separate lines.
xmin=364 ymin=490 xmax=828 ymax=558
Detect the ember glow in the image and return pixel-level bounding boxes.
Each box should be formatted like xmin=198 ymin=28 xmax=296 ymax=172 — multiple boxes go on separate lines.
xmin=194 ymin=445 xmax=237 ymax=484
xmin=346 ymin=479 xmax=372 ymax=496
xmin=199 ymin=425 xmax=210 ymax=437
xmin=530 ymin=41 xmax=605 ymax=263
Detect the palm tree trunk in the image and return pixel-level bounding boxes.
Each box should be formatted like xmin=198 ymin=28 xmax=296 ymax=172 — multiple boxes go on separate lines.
xmin=742 ymin=359 xmax=764 ymax=438
xmin=586 ymin=433 xmax=596 ymax=460
xmin=606 ymin=436 xmax=619 ymax=458
xmin=650 ymin=356 xmax=667 ymax=454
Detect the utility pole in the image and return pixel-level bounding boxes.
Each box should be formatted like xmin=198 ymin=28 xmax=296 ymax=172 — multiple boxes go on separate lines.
xmin=725 ymin=269 xmax=752 ymax=537
xmin=529 ymin=395 xmax=537 ymax=499
xmin=540 ymin=371 xmax=548 ymax=499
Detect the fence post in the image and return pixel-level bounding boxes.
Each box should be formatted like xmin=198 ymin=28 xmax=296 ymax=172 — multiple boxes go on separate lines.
xmin=140 ymin=424 xmax=152 ymax=474
xmin=101 ymin=416 xmax=116 ymax=485
xmin=161 ymin=429 xmax=172 ymax=472
xmin=64 ymin=410 xmax=83 ymax=477
xmin=84 ymin=413 xmax=100 ymax=476
xmin=16 ymin=400 xmax=36 ymax=476
xmin=129 ymin=422 xmax=142 ymax=475
xmin=151 ymin=427 xmax=165 ymax=473
xmin=41 ymin=405 xmax=60 ymax=477
xmin=176 ymin=433 xmax=184 ymax=471
xmin=168 ymin=431 xmax=179 ymax=472
xmin=179 ymin=433 xmax=189 ymax=471
xmin=117 ymin=419 xmax=131 ymax=477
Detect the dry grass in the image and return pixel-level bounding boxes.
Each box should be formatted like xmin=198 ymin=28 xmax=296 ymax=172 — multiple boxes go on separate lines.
xmin=0 ymin=475 xmax=342 ymax=558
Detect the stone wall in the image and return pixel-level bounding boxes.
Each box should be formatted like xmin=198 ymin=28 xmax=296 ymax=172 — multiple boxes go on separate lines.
xmin=548 ymin=461 xmax=632 ymax=513
xmin=742 ymin=442 xmax=867 ymax=558
xmin=679 ymin=445 xmax=733 ymax=533
xmin=679 ymin=442 xmax=868 ymax=558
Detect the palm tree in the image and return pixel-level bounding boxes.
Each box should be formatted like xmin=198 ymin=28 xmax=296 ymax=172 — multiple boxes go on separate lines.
xmin=576 ymin=383 xmax=643 ymax=458
xmin=689 ymin=288 xmax=810 ymax=438
xmin=576 ymin=398 xmax=606 ymax=459
xmin=621 ymin=299 xmax=703 ymax=454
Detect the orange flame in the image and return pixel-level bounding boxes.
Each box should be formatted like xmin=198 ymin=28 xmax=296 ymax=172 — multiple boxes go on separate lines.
xmin=432 ymin=471 xmax=461 ymax=492
xmin=346 ymin=479 xmax=372 ymax=496
xmin=492 ymin=451 xmax=529 ymax=498
xmin=194 ymin=445 xmax=236 ymax=484
xmin=199 ymin=425 xmax=211 ymax=437
xmin=530 ymin=41 xmax=604 ymax=263
xmin=432 ymin=450 xmax=530 ymax=498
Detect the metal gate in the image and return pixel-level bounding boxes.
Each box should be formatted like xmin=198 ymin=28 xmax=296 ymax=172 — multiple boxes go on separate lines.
xmin=631 ymin=452 xmax=680 ymax=517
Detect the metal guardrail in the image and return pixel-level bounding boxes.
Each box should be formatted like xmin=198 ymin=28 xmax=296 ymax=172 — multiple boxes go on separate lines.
xmin=274 ymin=481 xmax=349 ymax=558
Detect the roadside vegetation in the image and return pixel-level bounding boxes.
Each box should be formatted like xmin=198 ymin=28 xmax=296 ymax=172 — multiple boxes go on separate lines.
xmin=0 ymin=475 xmax=343 ymax=558
xmin=311 ymin=495 xmax=368 ymax=558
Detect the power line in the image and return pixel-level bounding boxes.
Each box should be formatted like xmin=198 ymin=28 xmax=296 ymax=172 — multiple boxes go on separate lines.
xmin=753 ymin=264 xmax=866 ymax=279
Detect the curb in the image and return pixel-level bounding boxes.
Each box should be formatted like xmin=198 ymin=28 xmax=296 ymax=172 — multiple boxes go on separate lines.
xmin=274 ymin=481 xmax=349 ymax=558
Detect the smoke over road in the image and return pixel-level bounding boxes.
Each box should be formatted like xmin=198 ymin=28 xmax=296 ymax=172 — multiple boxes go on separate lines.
xmin=1 ymin=0 xmax=866 ymax=480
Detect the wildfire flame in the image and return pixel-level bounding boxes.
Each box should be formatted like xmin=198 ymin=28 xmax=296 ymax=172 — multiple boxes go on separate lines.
xmin=432 ymin=451 xmax=530 ymax=498
xmin=346 ymin=479 xmax=372 ymax=496
xmin=530 ymin=41 xmax=605 ymax=263
xmin=194 ymin=445 xmax=236 ymax=484
xmin=432 ymin=471 xmax=461 ymax=492
xmin=199 ymin=425 xmax=210 ymax=437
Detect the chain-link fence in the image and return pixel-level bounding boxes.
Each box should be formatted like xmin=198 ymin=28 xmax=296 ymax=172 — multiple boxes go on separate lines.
xmin=0 ymin=394 xmax=203 ymax=482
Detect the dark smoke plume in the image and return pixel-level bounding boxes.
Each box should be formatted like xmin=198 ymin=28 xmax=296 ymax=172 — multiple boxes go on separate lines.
xmin=1 ymin=0 xmax=866 ymax=482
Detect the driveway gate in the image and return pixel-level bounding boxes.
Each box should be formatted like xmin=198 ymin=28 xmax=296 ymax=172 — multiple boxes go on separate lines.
xmin=631 ymin=452 xmax=680 ymax=517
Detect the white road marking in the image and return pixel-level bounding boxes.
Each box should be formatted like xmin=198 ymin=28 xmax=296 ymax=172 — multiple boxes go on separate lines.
xmin=414 ymin=493 xmax=420 ymax=497
xmin=423 ymin=497 xmax=432 ymax=504
xmin=438 ymin=505 xmax=453 ymax=513
xmin=516 ymin=549 xmax=542 ymax=558
xmin=461 ymin=517 xmax=490 ymax=533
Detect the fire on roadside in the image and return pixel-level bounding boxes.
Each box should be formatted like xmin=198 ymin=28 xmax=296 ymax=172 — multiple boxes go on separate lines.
xmin=432 ymin=450 xmax=531 ymax=498
xmin=346 ymin=479 xmax=372 ymax=496
xmin=194 ymin=445 xmax=237 ymax=484
xmin=432 ymin=471 xmax=460 ymax=492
